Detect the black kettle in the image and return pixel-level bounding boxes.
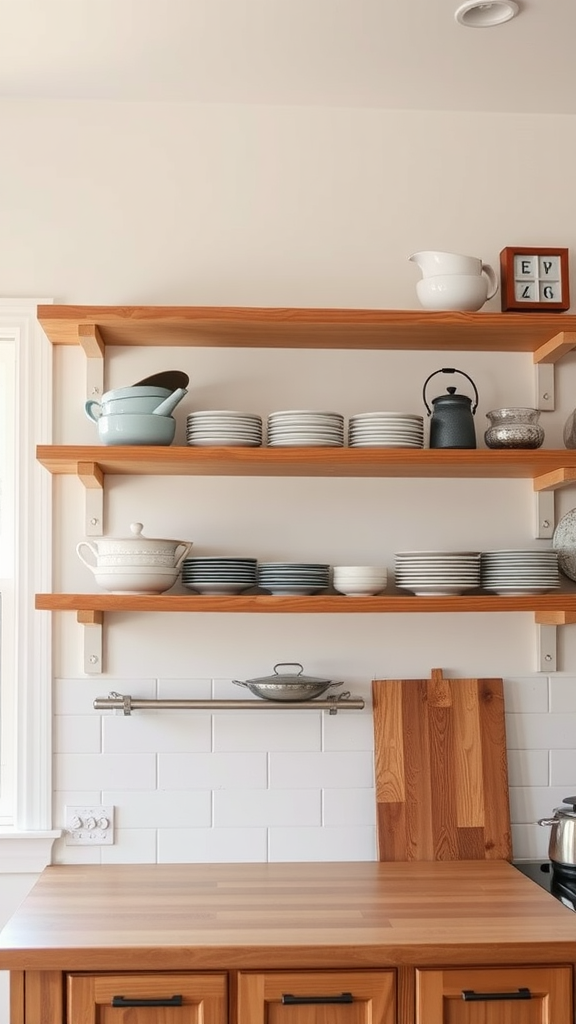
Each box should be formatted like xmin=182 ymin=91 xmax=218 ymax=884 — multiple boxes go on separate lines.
xmin=423 ymin=368 xmax=479 ymax=449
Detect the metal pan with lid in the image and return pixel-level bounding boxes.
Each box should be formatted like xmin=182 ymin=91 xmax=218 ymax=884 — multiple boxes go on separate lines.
xmin=233 ymin=662 xmax=344 ymax=702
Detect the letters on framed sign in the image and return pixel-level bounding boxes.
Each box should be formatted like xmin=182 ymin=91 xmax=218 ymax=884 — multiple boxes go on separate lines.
xmin=499 ymin=246 xmax=570 ymax=311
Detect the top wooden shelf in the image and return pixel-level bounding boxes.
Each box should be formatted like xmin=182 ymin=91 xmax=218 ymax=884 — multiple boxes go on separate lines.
xmin=37 ymin=304 xmax=576 ymax=358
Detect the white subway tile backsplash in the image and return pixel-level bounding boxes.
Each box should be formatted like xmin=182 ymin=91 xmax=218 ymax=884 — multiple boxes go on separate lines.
xmin=270 ymin=751 xmax=374 ymax=789
xmin=322 ymin=711 xmax=374 ymax=752
xmin=49 ymin=671 xmax=575 ymax=867
xmin=505 ymin=713 xmax=576 ymax=749
xmin=511 ymin=823 xmax=550 ymax=861
xmin=53 ymin=715 xmax=101 ymax=753
xmin=550 ymin=675 xmax=576 ymax=712
xmin=53 ymin=790 xmax=102 ymax=826
xmin=101 ymin=830 xmax=157 ymax=863
xmin=550 ymin=749 xmax=576 ymax=788
xmin=213 ymin=712 xmax=321 ymax=751
xmin=269 ymin=826 xmax=376 ymax=862
xmin=101 ymin=790 xmax=212 ymax=828
xmin=103 ymin=713 xmax=212 ymax=753
xmin=323 ymin=789 xmax=376 ymax=827
xmin=503 ymin=676 xmax=549 ymax=714
xmin=507 ymin=749 xmax=549 ymax=788
xmin=54 ymin=677 xmax=157 ymax=714
xmin=159 ymin=752 xmax=267 ymax=790
xmin=158 ymin=827 xmax=267 ymax=863
xmin=157 ymin=678 xmax=212 ymax=699
xmin=214 ymin=789 xmax=321 ymax=827
xmin=51 ymin=837 xmax=102 ymax=865
xmin=54 ymin=753 xmax=157 ymax=791
xmin=508 ymin=786 xmax=567 ymax=823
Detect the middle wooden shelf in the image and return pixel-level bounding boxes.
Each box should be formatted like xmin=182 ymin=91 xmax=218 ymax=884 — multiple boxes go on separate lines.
xmin=36 ymin=445 xmax=576 ymax=483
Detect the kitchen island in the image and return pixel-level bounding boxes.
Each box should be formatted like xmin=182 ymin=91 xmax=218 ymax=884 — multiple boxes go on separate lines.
xmin=1 ymin=859 xmax=575 ymax=1022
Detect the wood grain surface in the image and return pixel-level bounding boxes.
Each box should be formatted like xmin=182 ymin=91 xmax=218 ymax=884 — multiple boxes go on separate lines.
xmin=372 ymin=669 xmax=511 ymax=862
xmin=36 ymin=304 xmax=576 ymax=352
xmin=1 ymin=861 xmax=575 ymax=974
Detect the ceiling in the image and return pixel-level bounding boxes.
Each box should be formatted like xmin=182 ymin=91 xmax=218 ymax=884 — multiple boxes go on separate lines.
xmin=0 ymin=0 xmax=574 ymax=115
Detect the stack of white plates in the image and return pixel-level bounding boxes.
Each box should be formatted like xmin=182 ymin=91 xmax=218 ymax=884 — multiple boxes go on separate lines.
xmin=186 ymin=411 xmax=263 ymax=447
xmin=348 ymin=412 xmax=424 ymax=448
xmin=182 ymin=557 xmax=258 ymax=594
xmin=267 ymin=411 xmax=344 ymax=447
xmin=481 ymin=550 xmax=560 ymax=595
xmin=257 ymin=562 xmax=330 ymax=595
xmin=395 ymin=550 xmax=481 ymax=596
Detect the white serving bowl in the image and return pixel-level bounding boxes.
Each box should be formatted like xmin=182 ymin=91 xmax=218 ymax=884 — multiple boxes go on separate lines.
xmin=97 ymin=412 xmax=176 ymax=446
xmin=334 ymin=582 xmax=387 ymax=596
xmin=93 ymin=566 xmax=180 ymax=594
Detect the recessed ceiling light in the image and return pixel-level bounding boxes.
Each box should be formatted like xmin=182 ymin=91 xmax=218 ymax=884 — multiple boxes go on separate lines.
xmin=455 ymin=0 xmax=519 ymax=27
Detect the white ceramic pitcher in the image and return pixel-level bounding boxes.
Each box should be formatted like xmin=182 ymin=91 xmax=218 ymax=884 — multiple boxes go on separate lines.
xmin=409 ymin=250 xmax=498 ymax=311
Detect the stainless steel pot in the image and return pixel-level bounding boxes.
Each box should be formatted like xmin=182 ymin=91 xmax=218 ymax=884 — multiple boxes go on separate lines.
xmin=232 ymin=662 xmax=344 ymax=702
xmin=538 ymin=796 xmax=576 ymax=868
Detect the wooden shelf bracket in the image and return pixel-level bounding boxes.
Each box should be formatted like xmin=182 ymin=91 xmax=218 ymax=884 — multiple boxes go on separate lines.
xmin=77 ymin=610 xmax=104 ymax=674
xmin=77 ymin=461 xmax=104 ymax=536
xmin=78 ymin=324 xmax=104 ymax=403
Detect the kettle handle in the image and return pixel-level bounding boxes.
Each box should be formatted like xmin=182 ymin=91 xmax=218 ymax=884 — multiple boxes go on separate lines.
xmin=422 ymin=367 xmax=479 ymax=416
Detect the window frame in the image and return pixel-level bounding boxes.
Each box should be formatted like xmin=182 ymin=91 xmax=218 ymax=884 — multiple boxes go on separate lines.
xmin=0 ymin=299 xmax=59 ymax=871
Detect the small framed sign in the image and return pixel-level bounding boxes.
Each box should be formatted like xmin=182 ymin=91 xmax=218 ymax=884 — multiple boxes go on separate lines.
xmin=500 ymin=246 xmax=570 ymax=311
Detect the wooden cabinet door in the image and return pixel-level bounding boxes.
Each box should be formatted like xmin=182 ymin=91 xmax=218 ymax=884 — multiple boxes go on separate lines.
xmin=67 ymin=972 xmax=227 ymax=1023
xmin=237 ymin=970 xmax=395 ymax=1024
xmin=416 ymin=966 xmax=573 ymax=1024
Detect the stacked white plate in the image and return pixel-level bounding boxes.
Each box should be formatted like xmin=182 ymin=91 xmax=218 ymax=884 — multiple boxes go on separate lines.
xmin=348 ymin=412 xmax=424 ymax=448
xmin=257 ymin=562 xmax=330 ymax=595
xmin=181 ymin=557 xmax=258 ymax=594
xmin=267 ymin=411 xmax=344 ymax=447
xmin=480 ymin=550 xmax=560 ymax=595
xmin=186 ymin=411 xmax=263 ymax=447
xmin=333 ymin=565 xmax=388 ymax=596
xmin=395 ymin=550 xmax=481 ymax=596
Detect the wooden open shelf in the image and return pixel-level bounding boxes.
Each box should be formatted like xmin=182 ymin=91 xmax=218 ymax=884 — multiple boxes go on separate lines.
xmin=37 ymin=304 xmax=576 ymax=359
xmin=36 ymin=445 xmax=576 ymax=483
xmin=35 ymin=592 xmax=576 ymax=619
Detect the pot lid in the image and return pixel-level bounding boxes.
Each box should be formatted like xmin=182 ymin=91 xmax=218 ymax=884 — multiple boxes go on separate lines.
xmin=243 ymin=662 xmax=333 ymax=685
xmin=556 ymin=796 xmax=576 ymax=817
xmin=104 ymin=523 xmax=186 ymax=545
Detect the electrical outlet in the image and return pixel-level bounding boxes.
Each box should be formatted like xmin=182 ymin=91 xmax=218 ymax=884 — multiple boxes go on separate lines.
xmin=65 ymin=805 xmax=115 ymax=845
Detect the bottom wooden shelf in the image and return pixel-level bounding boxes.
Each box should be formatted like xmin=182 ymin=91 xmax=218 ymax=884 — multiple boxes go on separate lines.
xmin=35 ymin=593 xmax=576 ymax=616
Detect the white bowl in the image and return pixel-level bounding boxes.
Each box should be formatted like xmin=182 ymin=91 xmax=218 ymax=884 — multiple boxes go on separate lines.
xmin=93 ymin=567 xmax=180 ymax=594
xmin=334 ymin=583 xmax=387 ymax=596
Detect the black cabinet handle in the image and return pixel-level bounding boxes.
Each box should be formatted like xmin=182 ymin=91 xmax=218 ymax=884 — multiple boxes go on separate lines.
xmin=462 ymin=987 xmax=531 ymax=1002
xmin=112 ymin=994 xmax=183 ymax=1007
xmin=282 ymin=992 xmax=353 ymax=1005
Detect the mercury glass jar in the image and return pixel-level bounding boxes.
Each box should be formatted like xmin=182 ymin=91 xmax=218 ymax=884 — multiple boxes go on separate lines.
xmin=484 ymin=407 xmax=544 ymax=449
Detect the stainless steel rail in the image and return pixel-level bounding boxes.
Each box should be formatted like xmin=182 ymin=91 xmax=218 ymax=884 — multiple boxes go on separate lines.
xmin=93 ymin=691 xmax=365 ymax=715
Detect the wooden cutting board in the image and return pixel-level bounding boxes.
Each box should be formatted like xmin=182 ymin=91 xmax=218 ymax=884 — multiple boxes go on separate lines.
xmin=372 ymin=668 xmax=512 ymax=862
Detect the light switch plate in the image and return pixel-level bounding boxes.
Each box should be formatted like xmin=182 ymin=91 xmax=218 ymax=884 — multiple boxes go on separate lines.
xmin=65 ymin=805 xmax=115 ymax=845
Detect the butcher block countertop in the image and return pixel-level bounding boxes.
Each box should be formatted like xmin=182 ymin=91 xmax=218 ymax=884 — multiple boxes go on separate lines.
xmin=1 ymin=860 xmax=576 ymax=973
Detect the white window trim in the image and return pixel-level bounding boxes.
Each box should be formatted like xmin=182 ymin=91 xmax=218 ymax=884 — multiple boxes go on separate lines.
xmin=0 ymin=299 xmax=60 ymax=872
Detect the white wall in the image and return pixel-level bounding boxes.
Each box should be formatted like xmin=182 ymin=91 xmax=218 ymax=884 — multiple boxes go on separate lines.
xmin=2 ymin=99 xmax=576 ymax=874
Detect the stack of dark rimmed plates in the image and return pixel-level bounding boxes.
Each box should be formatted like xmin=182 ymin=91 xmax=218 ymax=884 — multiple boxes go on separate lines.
xmin=267 ymin=411 xmax=344 ymax=447
xmin=348 ymin=412 xmax=425 ymax=448
xmin=395 ymin=550 xmax=481 ymax=596
xmin=186 ymin=411 xmax=263 ymax=447
xmin=181 ymin=557 xmax=258 ymax=594
xmin=257 ymin=562 xmax=330 ymax=595
xmin=480 ymin=549 xmax=560 ymax=595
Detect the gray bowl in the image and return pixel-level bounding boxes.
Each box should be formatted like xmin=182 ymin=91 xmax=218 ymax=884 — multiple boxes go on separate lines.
xmin=97 ymin=413 xmax=176 ymax=446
